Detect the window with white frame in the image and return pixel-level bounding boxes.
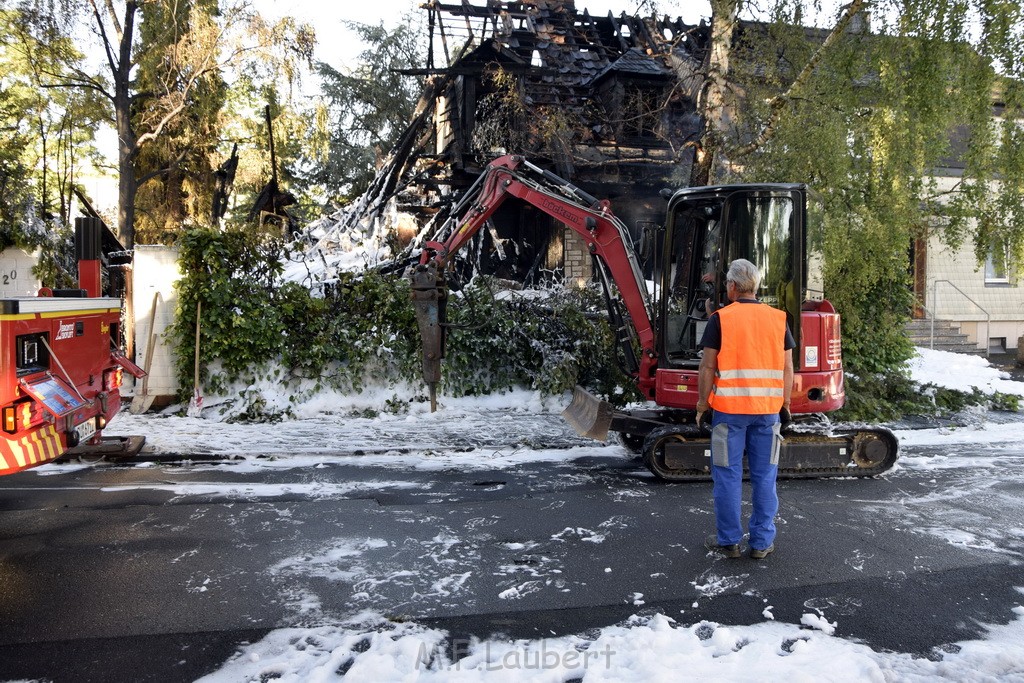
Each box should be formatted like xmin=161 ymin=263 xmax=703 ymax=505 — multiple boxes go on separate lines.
xmin=985 ymin=237 xmax=1012 ymax=284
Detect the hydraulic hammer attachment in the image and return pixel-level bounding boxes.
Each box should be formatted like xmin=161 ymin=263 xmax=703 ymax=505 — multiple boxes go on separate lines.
xmin=561 ymin=385 xmax=615 ymax=442
xmin=410 ymin=263 xmax=447 ymax=412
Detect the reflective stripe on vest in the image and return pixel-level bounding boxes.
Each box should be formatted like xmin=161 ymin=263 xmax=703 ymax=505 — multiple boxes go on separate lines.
xmin=709 ymin=302 xmax=787 ymax=414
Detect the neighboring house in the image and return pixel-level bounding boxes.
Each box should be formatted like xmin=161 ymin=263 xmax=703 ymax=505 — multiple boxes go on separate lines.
xmin=912 ymin=179 xmax=1023 ymax=354
xmin=918 ymin=231 xmax=1023 ymax=354
xmin=911 ymin=94 xmax=1023 ymax=353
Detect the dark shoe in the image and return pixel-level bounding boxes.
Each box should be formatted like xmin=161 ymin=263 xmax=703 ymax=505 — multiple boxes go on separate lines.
xmin=750 ymin=545 xmax=775 ymax=560
xmin=705 ymin=535 xmax=741 ymax=558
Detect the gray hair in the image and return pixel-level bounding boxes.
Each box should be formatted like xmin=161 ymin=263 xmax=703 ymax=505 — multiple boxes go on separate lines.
xmin=726 ymin=259 xmax=760 ymax=295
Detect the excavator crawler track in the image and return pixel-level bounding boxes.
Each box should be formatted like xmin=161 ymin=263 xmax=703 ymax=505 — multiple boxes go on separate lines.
xmin=640 ymin=422 xmax=899 ymax=482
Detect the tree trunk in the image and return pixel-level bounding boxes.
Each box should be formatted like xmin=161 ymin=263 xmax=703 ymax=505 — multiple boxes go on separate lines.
xmin=690 ymin=0 xmax=740 ymax=187
xmin=111 ymin=1 xmax=139 ymax=358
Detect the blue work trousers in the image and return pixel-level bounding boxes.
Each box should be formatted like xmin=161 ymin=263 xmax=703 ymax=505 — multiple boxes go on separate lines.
xmin=710 ymin=411 xmax=782 ymax=551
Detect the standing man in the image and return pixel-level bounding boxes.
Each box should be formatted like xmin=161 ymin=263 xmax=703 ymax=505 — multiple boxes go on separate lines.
xmin=696 ymin=259 xmax=795 ymax=559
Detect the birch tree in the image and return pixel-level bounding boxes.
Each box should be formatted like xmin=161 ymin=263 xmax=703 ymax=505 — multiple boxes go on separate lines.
xmin=687 ymin=0 xmax=1023 ymax=374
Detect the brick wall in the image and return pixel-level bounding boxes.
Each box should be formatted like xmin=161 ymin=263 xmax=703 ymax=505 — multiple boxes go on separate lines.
xmin=563 ymin=226 xmax=592 ymax=286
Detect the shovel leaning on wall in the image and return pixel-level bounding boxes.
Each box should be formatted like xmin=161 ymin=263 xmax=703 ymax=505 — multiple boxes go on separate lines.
xmin=129 ymin=292 xmax=160 ymax=414
xmin=187 ymin=301 xmax=203 ymax=417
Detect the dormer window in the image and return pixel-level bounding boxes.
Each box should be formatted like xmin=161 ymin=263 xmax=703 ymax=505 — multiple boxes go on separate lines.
xmin=622 ymin=82 xmax=664 ymax=140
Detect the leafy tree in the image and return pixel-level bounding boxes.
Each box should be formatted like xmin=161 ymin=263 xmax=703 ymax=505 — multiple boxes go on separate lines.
xmin=130 ymin=7 xmax=317 ymax=241
xmin=1 ymin=0 xmax=313 ymax=249
xmin=5 ymin=0 xmax=313 ymax=354
xmin=304 ymin=19 xmax=425 ymax=207
xmin=683 ymin=0 xmax=1024 ymax=375
xmin=74 ymin=0 xmax=313 ymax=249
xmin=217 ymin=80 xmax=318 ymax=232
xmin=129 ymin=0 xmax=226 ymax=244
xmin=0 ymin=5 xmax=106 ymax=235
xmin=0 ymin=11 xmax=35 ymax=240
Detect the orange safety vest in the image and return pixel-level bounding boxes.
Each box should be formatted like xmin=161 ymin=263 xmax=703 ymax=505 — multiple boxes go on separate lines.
xmin=709 ymin=302 xmax=788 ymax=415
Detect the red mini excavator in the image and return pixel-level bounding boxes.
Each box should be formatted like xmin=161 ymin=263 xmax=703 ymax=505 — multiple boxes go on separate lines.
xmin=410 ymin=155 xmax=898 ymax=481
xmin=0 ymin=218 xmax=145 ymax=475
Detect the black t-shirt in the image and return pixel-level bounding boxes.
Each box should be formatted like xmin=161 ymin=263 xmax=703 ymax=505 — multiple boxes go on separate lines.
xmin=698 ymin=299 xmax=797 ymax=351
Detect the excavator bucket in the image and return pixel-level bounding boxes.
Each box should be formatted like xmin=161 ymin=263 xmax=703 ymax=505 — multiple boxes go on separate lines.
xmin=561 ymin=385 xmax=615 ymax=442
xmin=410 ymin=263 xmax=447 ymax=411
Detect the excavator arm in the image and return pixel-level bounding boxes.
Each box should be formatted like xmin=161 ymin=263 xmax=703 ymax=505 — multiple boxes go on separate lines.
xmin=410 ymin=155 xmax=658 ymax=410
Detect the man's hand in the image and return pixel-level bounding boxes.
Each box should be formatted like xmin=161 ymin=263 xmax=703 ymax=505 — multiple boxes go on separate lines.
xmin=696 ymin=400 xmax=712 ymax=431
xmin=779 ymin=404 xmax=792 ymax=426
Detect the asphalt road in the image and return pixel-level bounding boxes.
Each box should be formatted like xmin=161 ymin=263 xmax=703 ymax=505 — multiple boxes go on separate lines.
xmin=0 ymin=440 xmax=1022 ymax=682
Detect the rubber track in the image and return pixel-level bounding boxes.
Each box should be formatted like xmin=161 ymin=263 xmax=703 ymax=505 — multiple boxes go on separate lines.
xmin=644 ymin=424 xmax=900 ymax=482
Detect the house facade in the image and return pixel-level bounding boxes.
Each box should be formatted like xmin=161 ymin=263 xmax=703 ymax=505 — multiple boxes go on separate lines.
xmin=915 ymin=179 xmax=1024 ymax=354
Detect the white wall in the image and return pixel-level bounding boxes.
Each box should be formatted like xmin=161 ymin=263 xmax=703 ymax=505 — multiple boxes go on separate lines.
xmin=925 ymin=234 xmax=1024 ymax=351
xmin=132 ymin=245 xmax=182 ymax=398
xmin=0 ymin=248 xmax=43 ymax=297
xmin=921 ymin=175 xmax=1024 ymax=351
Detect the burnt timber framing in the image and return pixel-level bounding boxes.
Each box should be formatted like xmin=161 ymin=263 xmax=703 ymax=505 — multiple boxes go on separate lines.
xmin=367 ymin=0 xmax=711 ymax=285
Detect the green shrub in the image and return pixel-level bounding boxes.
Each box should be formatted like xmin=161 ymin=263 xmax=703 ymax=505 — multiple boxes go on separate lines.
xmin=838 ymin=371 xmax=1021 ymax=422
xmin=178 ymin=230 xmax=1020 ymax=422
xmin=171 ymin=231 xmax=636 ymax=413
xmin=441 ymin=278 xmax=637 ymax=403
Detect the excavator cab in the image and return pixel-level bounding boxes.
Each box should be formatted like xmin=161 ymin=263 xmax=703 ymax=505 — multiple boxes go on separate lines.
xmin=658 ymin=184 xmax=808 ymax=370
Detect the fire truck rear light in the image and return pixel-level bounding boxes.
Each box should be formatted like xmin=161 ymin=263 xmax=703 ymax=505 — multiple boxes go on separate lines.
xmin=18 ymin=403 xmax=32 ymax=429
xmin=97 ymin=415 xmax=107 ymax=429
xmin=1 ymin=403 xmax=32 ymax=433
xmin=104 ymin=368 xmax=123 ymax=391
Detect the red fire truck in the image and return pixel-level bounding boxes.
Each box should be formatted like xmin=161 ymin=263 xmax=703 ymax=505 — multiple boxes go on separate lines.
xmin=0 ymin=218 xmax=145 ymax=475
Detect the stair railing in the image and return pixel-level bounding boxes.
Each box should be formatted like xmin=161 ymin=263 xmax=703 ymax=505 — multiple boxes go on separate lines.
xmin=915 ymin=302 xmax=937 ymax=347
xmin=930 ymin=279 xmax=991 ymax=358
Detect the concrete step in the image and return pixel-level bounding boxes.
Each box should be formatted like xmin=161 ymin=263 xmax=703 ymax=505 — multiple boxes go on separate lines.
xmin=908 ymin=332 xmax=973 ymax=344
xmin=906 ymin=319 xmax=985 ymax=355
xmin=915 ymin=343 xmax=987 ymax=356
xmin=906 ymin=319 xmax=962 ymax=333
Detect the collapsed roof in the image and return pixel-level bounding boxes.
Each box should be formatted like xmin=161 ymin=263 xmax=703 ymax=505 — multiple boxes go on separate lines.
xmin=290 ymin=1 xmax=711 ymax=288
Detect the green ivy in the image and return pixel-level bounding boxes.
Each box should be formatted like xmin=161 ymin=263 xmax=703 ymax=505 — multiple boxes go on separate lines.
xmin=172 ymin=230 xmax=1017 ymax=423
xmin=170 ymin=228 xmax=288 ymax=399
xmin=284 ymin=270 xmax=422 ymax=393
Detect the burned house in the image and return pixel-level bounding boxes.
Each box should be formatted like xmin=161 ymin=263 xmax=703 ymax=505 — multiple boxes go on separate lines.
xmin=374 ymin=0 xmax=711 ymax=285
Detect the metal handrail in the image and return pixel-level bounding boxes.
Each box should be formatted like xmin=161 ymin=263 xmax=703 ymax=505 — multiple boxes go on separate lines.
xmin=914 ymin=301 xmax=940 ymax=348
xmin=930 ymin=279 xmax=991 ymax=358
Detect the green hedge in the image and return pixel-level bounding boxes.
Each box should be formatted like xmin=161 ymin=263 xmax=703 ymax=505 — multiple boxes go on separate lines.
xmin=171 ymin=228 xmax=1013 ymax=421
xmin=170 ymin=228 xmax=635 ymax=416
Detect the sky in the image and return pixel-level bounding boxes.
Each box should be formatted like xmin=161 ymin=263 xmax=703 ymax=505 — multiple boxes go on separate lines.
xmin=78 ymin=346 xmax=1024 ymax=681
xmin=255 ymin=0 xmax=712 ymax=72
